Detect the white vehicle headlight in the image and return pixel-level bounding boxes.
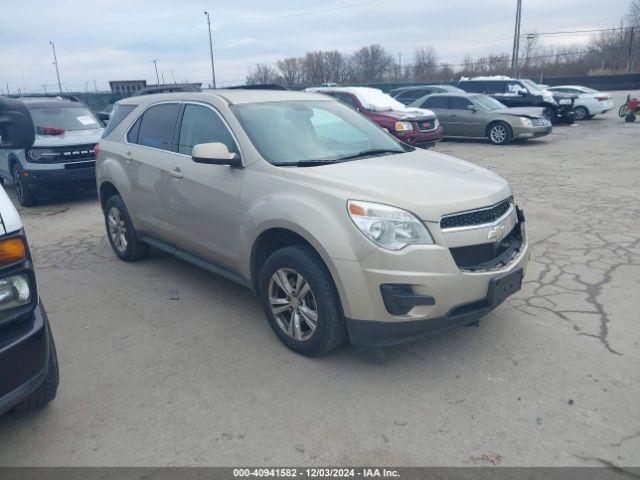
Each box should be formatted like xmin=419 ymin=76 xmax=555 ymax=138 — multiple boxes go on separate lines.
xmin=347 ymin=200 xmax=434 ymax=250
xmin=519 ymin=117 xmax=533 ymax=128
xmin=27 ymin=148 xmax=56 ymax=162
xmin=0 ymin=274 xmax=31 ymax=312
xmin=395 ymin=121 xmax=413 ymax=132
xmin=434 ymin=118 xmax=440 ymax=129
xmin=559 ymin=98 xmax=571 ymax=105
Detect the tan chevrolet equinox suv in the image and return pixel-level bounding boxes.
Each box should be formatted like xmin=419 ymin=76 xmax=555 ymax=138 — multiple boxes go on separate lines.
xmin=96 ymin=90 xmax=530 ymax=356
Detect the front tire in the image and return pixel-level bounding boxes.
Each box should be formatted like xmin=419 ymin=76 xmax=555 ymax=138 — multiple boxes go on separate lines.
xmin=104 ymin=195 xmax=149 ymax=261
xmin=574 ymin=106 xmax=589 ymax=121
xmin=542 ymin=106 xmax=557 ymax=124
xmin=487 ymin=122 xmax=512 ymax=145
xmin=12 ymin=163 xmax=37 ymax=207
xmin=14 ymin=306 xmax=59 ymax=414
xmin=259 ymin=245 xmax=346 ymax=357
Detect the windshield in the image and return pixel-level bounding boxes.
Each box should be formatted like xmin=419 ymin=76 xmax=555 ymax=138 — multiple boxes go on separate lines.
xmin=472 ymin=95 xmax=507 ymax=111
xmin=30 ymin=106 xmax=101 ymax=131
xmin=520 ymin=79 xmax=543 ymax=93
xmin=231 ymin=100 xmax=407 ymax=166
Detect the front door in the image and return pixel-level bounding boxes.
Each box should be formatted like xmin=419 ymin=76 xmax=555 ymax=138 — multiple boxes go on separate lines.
xmin=166 ymin=102 xmax=243 ymax=271
xmin=446 ymin=96 xmax=485 ymax=137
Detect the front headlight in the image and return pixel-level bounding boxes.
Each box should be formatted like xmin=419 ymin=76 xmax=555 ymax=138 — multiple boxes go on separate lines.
xmin=27 ymin=148 xmax=57 ymax=162
xmin=395 ymin=121 xmax=413 ymax=132
xmin=519 ymin=117 xmax=533 ymax=128
xmin=434 ymin=118 xmax=439 ymax=129
xmin=347 ymin=200 xmax=434 ymax=250
xmin=0 ymin=274 xmax=31 ymax=312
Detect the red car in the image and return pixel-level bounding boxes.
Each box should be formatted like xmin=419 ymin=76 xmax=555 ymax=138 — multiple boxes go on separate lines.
xmin=310 ymin=87 xmax=444 ymax=147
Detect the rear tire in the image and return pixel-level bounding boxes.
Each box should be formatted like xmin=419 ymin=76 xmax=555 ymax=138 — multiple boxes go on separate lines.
xmin=259 ymin=245 xmax=346 ymax=357
xmin=574 ymin=106 xmax=589 ymax=121
xmin=13 ymin=306 xmax=59 ymax=414
xmin=487 ymin=122 xmax=512 ymax=145
xmin=625 ymin=112 xmax=636 ymax=123
xmin=12 ymin=163 xmax=37 ymax=207
xmin=104 ymin=195 xmax=149 ymax=261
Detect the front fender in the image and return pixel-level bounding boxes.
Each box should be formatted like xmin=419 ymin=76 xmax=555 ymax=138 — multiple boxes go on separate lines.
xmin=239 ymin=190 xmax=376 ymax=317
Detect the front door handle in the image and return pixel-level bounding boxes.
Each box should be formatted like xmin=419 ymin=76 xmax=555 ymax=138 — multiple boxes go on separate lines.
xmin=168 ymin=167 xmax=183 ymax=179
xmin=122 ymin=151 xmax=132 ymax=164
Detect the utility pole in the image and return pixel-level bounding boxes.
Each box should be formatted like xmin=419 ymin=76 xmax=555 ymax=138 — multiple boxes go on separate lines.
xmin=204 ymin=11 xmax=217 ymax=89
xmin=170 ymin=69 xmax=177 ymax=83
xmin=627 ymin=26 xmax=636 ymax=73
xmin=5 ymin=81 xmax=8 ymax=95
xmin=50 ymin=41 xmax=63 ymax=93
xmin=93 ymin=79 xmax=98 ymax=93
xmin=42 ymin=84 xmax=48 ymax=94
xmin=161 ymin=73 xmax=165 ymax=84
xmin=152 ymin=59 xmax=160 ymax=84
xmin=398 ymin=53 xmax=402 ymax=78
xmin=510 ymin=0 xmax=523 ymax=77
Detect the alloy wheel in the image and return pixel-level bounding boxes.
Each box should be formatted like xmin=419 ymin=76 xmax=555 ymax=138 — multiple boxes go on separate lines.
xmin=574 ymin=106 xmax=587 ymax=120
xmin=107 ymin=207 xmax=128 ymax=253
xmin=268 ymin=268 xmax=318 ymax=341
xmin=490 ymin=125 xmax=507 ymax=144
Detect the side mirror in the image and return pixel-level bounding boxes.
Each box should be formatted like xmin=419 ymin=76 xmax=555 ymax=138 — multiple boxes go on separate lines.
xmin=0 ymin=97 xmax=35 ymax=149
xmin=518 ymin=90 xmax=527 ymax=96
xmin=192 ymin=142 xmax=242 ymax=167
xmin=467 ymin=105 xmax=478 ymax=112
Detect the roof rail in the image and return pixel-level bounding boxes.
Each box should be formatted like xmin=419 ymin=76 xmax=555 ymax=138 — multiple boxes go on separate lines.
xmin=6 ymin=93 xmax=82 ymax=102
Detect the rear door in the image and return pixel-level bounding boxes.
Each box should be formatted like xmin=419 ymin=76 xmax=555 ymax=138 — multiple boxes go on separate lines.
xmin=124 ymin=102 xmax=180 ymax=242
xmin=166 ymin=102 xmax=243 ymax=270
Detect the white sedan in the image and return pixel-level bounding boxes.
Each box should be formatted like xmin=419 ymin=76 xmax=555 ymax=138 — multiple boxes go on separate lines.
xmin=546 ymin=85 xmax=614 ymax=120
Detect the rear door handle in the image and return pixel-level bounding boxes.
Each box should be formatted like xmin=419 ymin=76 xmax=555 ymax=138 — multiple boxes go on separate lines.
xmin=168 ymin=167 xmax=183 ymax=179
xmin=122 ymin=151 xmax=132 ymax=163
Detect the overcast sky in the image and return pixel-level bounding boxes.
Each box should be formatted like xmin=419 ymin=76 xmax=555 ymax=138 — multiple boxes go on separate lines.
xmin=0 ymin=0 xmax=631 ymax=93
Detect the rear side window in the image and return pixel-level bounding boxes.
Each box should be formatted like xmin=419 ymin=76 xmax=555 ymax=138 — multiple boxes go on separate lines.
xmin=330 ymin=93 xmax=359 ymax=110
xmin=459 ymin=81 xmax=484 ymax=93
xmin=135 ymin=103 xmax=180 ymax=151
xmin=421 ymin=96 xmax=449 ymax=109
xmin=178 ymin=104 xmax=238 ymax=156
xmin=102 ymin=104 xmax=136 ymax=138
xmin=449 ymin=97 xmax=472 ymax=109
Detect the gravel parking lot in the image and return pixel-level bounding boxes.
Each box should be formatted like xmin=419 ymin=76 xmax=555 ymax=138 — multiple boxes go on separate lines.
xmin=0 ymin=91 xmax=638 ymax=467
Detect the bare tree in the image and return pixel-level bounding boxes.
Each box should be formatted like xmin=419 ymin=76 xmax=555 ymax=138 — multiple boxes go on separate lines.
xmin=246 ymin=64 xmax=282 ymax=85
xmin=412 ymin=46 xmax=438 ymax=81
xmin=350 ymin=44 xmax=393 ymax=83
xmin=630 ymin=0 xmax=640 ymax=26
xmin=277 ymin=57 xmax=302 ymax=87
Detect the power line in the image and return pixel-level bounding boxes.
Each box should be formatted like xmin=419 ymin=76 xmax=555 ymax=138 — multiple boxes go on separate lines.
xmin=522 ymin=26 xmax=634 ymax=37
xmin=216 ymin=0 xmax=383 ymax=21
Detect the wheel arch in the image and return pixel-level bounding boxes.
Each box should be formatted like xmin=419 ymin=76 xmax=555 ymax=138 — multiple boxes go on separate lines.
xmin=98 ymin=181 xmax=121 ymax=214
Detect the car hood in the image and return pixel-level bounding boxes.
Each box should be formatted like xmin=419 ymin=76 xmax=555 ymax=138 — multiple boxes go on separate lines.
xmin=372 ymin=107 xmax=436 ymax=120
xmin=33 ymin=128 xmax=103 ymax=147
xmin=497 ymin=106 xmax=545 ymax=118
xmin=282 ymin=149 xmax=511 ymax=222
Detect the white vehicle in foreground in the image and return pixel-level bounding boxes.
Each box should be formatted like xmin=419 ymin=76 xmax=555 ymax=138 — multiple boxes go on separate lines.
xmin=545 ymin=86 xmax=614 ymax=120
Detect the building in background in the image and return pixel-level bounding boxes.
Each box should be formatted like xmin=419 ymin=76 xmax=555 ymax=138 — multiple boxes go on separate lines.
xmin=109 ymin=80 xmax=147 ymax=95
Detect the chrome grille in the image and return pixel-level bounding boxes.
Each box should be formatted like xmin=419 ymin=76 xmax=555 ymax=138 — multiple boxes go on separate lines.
xmin=441 ymin=197 xmax=513 ymax=230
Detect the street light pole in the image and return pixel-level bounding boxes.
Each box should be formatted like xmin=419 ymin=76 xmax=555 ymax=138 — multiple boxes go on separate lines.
xmin=152 ymin=59 xmax=160 ymax=84
xmin=50 ymin=41 xmax=63 ymax=93
xmin=204 ymin=11 xmax=217 ymax=89
xmin=510 ymin=0 xmax=523 ymax=78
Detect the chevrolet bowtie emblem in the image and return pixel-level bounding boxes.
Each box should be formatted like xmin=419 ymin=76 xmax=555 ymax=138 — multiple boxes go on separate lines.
xmin=488 ymin=224 xmax=507 ymax=242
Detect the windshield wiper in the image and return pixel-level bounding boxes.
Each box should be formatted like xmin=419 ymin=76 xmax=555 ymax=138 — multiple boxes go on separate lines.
xmin=335 ymin=148 xmax=404 ymax=161
xmin=276 ymin=159 xmax=348 ymax=167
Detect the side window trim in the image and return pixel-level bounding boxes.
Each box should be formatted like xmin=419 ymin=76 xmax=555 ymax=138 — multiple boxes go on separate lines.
xmin=175 ymin=101 xmax=243 ymax=160
xmin=124 ymin=101 xmax=182 ymax=152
